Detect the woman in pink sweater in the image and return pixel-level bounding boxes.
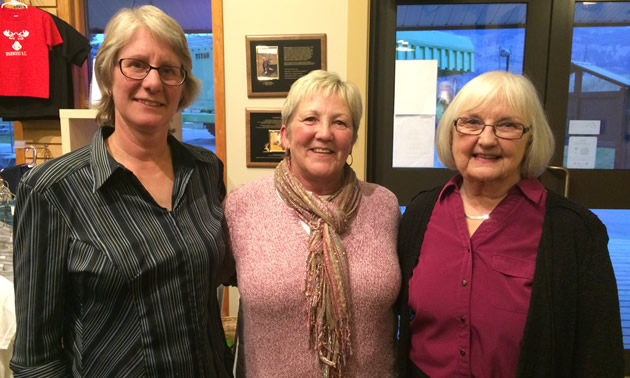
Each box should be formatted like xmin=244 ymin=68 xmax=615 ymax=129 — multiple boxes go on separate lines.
xmin=224 ymin=70 xmax=400 ymax=377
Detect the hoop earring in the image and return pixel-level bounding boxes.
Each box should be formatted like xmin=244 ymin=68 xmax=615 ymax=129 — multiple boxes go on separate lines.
xmin=347 ymin=153 xmax=353 ymax=167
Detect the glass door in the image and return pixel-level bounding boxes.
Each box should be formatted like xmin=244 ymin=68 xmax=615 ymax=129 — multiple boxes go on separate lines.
xmin=542 ymin=0 xmax=630 ymax=367
xmin=368 ymin=0 xmax=553 ymax=205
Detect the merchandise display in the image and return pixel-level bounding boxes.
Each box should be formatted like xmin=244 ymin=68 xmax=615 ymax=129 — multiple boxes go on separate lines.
xmin=0 ymin=14 xmax=90 ymax=120
xmin=0 ymin=6 xmax=62 ymax=98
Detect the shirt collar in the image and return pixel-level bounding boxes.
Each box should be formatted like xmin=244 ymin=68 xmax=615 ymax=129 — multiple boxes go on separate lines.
xmin=438 ymin=174 xmax=546 ymax=205
xmin=438 ymin=175 xmax=462 ymax=202
xmin=89 ymin=126 xmax=214 ymax=192
xmin=90 ymin=126 xmax=118 ymax=192
xmin=513 ymin=177 xmax=546 ymax=205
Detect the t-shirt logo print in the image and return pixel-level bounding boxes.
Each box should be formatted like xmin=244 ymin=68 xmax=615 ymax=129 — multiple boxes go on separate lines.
xmin=3 ymin=30 xmax=29 ymax=51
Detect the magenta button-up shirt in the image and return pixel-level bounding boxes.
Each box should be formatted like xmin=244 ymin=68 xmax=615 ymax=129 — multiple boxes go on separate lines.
xmin=408 ymin=176 xmax=546 ymax=378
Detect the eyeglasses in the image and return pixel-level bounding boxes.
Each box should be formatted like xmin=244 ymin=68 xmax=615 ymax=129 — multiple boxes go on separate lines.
xmin=453 ymin=117 xmax=530 ymax=140
xmin=118 ymin=58 xmax=187 ymax=86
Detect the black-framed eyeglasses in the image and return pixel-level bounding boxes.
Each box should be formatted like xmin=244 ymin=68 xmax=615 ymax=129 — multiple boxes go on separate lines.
xmin=118 ymin=58 xmax=187 ymax=86
xmin=453 ymin=117 xmax=530 ymax=140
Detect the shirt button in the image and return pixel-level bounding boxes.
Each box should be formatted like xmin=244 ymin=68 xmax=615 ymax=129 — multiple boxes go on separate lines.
xmin=461 ymin=279 xmax=467 ymax=287
xmin=459 ymin=316 xmax=465 ymax=323
xmin=460 ymin=349 xmax=466 ymax=356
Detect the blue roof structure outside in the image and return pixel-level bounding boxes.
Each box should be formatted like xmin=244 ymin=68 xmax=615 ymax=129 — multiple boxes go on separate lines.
xmin=396 ymin=30 xmax=475 ymax=74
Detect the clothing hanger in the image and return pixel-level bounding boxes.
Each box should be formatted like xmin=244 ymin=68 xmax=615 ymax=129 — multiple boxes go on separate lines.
xmin=23 ymin=145 xmax=36 ymax=168
xmin=1 ymin=0 xmax=28 ymax=9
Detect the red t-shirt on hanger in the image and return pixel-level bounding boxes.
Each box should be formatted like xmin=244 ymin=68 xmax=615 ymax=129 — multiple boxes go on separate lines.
xmin=0 ymin=6 xmax=63 ymax=98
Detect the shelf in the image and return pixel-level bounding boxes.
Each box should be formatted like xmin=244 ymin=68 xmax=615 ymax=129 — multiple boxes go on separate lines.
xmin=59 ymin=109 xmax=183 ymax=154
xmin=59 ymin=109 xmax=99 ymax=155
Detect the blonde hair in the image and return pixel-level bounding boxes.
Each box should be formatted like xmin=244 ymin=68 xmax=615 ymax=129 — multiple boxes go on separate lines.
xmin=281 ymin=70 xmax=362 ymax=143
xmin=93 ymin=5 xmax=201 ymax=126
xmin=435 ymin=71 xmax=555 ymax=178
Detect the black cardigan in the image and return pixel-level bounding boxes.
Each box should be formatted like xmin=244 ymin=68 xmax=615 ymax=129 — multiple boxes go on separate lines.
xmin=397 ymin=186 xmax=624 ymax=378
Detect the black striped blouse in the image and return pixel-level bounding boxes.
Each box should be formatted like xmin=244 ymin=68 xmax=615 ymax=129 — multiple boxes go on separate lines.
xmin=11 ymin=127 xmax=232 ymax=377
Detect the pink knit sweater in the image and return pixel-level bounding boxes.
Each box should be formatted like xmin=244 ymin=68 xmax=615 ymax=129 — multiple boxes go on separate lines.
xmin=225 ymin=175 xmax=400 ymax=377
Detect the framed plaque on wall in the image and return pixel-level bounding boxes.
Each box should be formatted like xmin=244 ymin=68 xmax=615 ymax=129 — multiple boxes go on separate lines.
xmin=246 ymin=34 xmax=327 ymax=97
xmin=246 ymin=108 xmax=285 ymax=167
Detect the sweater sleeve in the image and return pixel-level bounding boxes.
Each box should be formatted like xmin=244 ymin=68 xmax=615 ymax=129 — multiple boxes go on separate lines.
xmin=396 ymin=187 xmax=441 ymax=377
xmin=517 ymin=193 xmax=625 ymax=378
xmin=573 ymin=210 xmax=624 ymax=377
xmin=221 ymin=187 xmax=241 ymax=288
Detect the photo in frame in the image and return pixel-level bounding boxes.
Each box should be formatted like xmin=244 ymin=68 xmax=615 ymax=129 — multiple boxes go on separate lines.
xmin=246 ymin=34 xmax=327 ymax=97
xmin=256 ymin=45 xmax=279 ymax=81
xmin=246 ymin=108 xmax=285 ymax=167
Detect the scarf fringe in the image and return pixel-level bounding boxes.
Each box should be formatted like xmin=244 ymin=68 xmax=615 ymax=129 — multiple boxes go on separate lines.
xmin=275 ymin=158 xmax=360 ymax=377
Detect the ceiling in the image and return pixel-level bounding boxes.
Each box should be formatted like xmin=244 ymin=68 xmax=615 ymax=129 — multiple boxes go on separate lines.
xmin=574 ymin=2 xmax=630 ymax=26
xmin=397 ymin=2 xmax=630 ymax=30
xmin=87 ymin=0 xmax=212 ymax=33
xmin=397 ymin=4 xmax=527 ymax=30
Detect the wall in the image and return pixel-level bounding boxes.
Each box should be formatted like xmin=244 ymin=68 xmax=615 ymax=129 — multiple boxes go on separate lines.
xmin=222 ymin=0 xmax=369 ymax=314
xmin=223 ymin=0 xmax=369 ymax=193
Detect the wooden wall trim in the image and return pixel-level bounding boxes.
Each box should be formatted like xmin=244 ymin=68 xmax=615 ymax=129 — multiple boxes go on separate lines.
xmin=56 ymin=0 xmax=85 ymax=32
xmin=211 ymin=0 xmax=229 ymax=317
xmin=13 ymin=122 xmax=24 ymax=165
xmin=212 ymin=0 xmax=227 ymax=179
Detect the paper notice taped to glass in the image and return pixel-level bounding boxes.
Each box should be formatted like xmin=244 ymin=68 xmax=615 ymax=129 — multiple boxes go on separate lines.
xmin=568 ymin=120 xmax=601 ymax=135
xmin=567 ymin=136 xmax=597 ymax=169
xmin=392 ymin=59 xmax=438 ymax=167
xmin=392 ymin=114 xmax=436 ymax=168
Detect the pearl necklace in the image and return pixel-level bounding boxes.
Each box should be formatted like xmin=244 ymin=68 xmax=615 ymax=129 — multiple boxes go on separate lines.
xmin=465 ymin=213 xmax=489 ymax=220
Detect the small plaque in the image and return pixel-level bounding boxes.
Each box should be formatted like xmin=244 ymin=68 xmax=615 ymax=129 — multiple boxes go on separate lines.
xmin=246 ymin=108 xmax=285 ymax=167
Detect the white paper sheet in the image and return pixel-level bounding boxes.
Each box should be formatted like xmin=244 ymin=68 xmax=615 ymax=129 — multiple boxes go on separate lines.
xmin=566 ymin=136 xmax=598 ymax=169
xmin=392 ymin=114 xmax=435 ymax=168
xmin=394 ymin=60 xmax=438 ymax=115
xmin=568 ymin=120 xmax=601 ymax=135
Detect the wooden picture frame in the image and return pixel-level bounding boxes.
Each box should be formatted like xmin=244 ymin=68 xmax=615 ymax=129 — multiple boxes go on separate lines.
xmin=246 ymin=34 xmax=327 ymax=97
xmin=246 ymin=108 xmax=285 ymax=167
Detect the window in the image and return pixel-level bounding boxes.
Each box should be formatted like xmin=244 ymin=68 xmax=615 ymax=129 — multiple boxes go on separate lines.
xmin=393 ymin=4 xmax=527 ymax=168
xmin=87 ymin=0 xmax=216 ymax=153
xmin=562 ymin=2 xmax=630 ymax=170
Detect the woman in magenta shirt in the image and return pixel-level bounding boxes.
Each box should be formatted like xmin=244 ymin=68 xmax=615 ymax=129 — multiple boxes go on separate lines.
xmin=397 ymin=71 xmax=623 ymax=377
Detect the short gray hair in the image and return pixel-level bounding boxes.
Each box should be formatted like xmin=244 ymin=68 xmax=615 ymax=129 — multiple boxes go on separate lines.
xmin=93 ymin=5 xmax=201 ymax=126
xmin=281 ymin=70 xmax=362 ymax=143
xmin=435 ymin=71 xmax=555 ymax=178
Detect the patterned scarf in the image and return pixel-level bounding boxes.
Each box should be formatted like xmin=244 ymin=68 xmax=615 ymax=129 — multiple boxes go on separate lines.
xmin=274 ymin=157 xmax=361 ymax=377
